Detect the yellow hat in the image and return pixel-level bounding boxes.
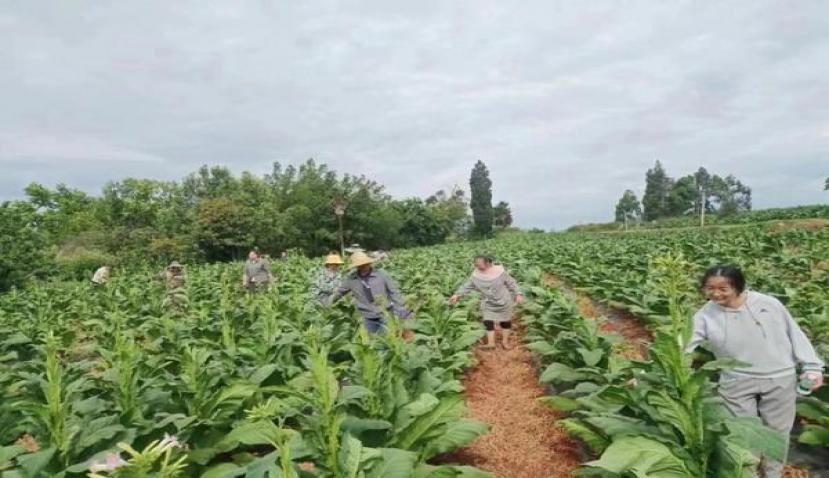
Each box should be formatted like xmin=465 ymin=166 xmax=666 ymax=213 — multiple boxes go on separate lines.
xmin=324 ymin=253 xmax=344 ymax=265
xmin=350 ymin=251 xmax=374 ymax=268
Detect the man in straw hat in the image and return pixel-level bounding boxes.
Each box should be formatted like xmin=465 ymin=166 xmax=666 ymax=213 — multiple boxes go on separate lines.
xmin=311 ymin=251 xmax=344 ymax=303
xmin=326 ymin=251 xmax=411 ymax=334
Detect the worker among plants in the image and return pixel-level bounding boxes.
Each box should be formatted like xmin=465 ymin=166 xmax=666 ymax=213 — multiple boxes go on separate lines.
xmin=327 ymin=251 xmax=411 ymax=334
xmin=242 ymin=249 xmax=273 ymax=292
xmin=311 ymin=252 xmax=344 ymax=303
xmin=687 ymin=265 xmax=825 ymax=478
xmin=157 ymin=261 xmax=185 ymax=289
xmin=449 ymin=254 xmax=525 ymax=350
xmin=372 ymin=249 xmax=390 ymax=262
xmin=91 ymin=264 xmax=111 ymax=286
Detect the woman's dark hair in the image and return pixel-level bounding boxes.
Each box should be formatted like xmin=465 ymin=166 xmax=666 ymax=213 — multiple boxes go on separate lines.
xmin=474 ymin=254 xmax=494 ymax=265
xmin=700 ymin=265 xmax=746 ymax=293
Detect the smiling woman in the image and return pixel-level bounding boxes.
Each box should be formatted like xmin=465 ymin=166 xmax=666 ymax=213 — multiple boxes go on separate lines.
xmin=688 ymin=265 xmax=825 ymax=478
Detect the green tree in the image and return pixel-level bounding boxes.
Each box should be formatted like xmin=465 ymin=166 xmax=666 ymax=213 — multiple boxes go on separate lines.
xmin=426 ymin=188 xmax=469 ymax=238
xmin=711 ymin=175 xmax=751 ymax=215
xmin=493 ymin=201 xmax=513 ymax=228
xmin=614 ymin=190 xmax=642 ymax=224
xmin=394 ymin=199 xmax=446 ymax=247
xmin=24 ymin=183 xmax=99 ymax=241
xmin=666 ymin=176 xmax=698 ymax=216
xmin=469 ymin=161 xmax=493 ymax=237
xmin=0 ymin=201 xmax=49 ymax=291
xmin=195 ymin=198 xmax=252 ymax=261
xmin=642 ymin=160 xmax=673 ymax=221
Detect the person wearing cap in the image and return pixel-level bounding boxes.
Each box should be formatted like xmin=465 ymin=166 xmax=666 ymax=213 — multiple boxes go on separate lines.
xmin=311 ymin=252 xmax=344 ymax=303
xmin=243 ymin=249 xmax=273 ymax=292
xmin=344 ymin=244 xmax=364 ymax=254
xmin=155 ymin=261 xmax=187 ymax=309
xmin=157 ymin=261 xmax=186 ymax=289
xmin=326 ymin=251 xmax=411 ymax=334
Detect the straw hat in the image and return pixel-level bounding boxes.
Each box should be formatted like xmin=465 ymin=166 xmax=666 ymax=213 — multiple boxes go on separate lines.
xmin=324 ymin=253 xmax=344 ymax=265
xmin=350 ymin=251 xmax=374 ymax=268
xmin=167 ymin=261 xmax=183 ymax=270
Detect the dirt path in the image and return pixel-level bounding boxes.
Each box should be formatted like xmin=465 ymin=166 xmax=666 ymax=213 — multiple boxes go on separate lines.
xmin=439 ymin=329 xmax=581 ymax=477
xmin=543 ymin=274 xmax=651 ymax=360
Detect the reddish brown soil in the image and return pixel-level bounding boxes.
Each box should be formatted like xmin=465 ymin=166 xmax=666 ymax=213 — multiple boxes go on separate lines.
xmin=439 ymin=331 xmax=581 ymax=477
xmin=543 ymin=273 xmax=652 ymax=360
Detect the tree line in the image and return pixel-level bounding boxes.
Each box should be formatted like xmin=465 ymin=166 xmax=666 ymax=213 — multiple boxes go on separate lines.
xmin=615 ymin=160 xmax=752 ymax=225
xmin=0 ymin=159 xmax=512 ymax=291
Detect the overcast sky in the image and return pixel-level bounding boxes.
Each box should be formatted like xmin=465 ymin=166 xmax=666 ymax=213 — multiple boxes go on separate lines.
xmin=2 ymin=1 xmax=828 ymax=229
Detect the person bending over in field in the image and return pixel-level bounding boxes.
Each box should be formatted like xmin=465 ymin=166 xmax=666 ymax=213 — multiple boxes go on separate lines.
xmin=91 ymin=264 xmax=111 ymax=286
xmin=242 ymin=249 xmax=273 ymax=292
xmin=311 ymin=252 xmax=344 ymax=303
xmin=686 ymin=265 xmax=824 ymax=478
xmin=326 ymin=251 xmax=411 ymax=335
xmin=449 ymin=255 xmax=524 ymax=350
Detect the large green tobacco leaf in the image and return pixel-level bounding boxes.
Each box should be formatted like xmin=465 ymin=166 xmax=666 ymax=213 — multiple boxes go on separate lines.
xmin=798 ymin=425 xmax=829 ymax=446
xmin=421 ymin=419 xmax=489 ymax=460
xmin=559 ymin=419 xmax=609 ymax=454
xmin=540 ymin=363 xmax=594 ymax=384
xmin=579 ymin=436 xmax=694 ymax=477
xmin=722 ymin=417 xmax=786 ymax=462
xmin=364 ymin=448 xmax=417 ymax=478
xmin=414 ymin=464 xmax=493 ymax=477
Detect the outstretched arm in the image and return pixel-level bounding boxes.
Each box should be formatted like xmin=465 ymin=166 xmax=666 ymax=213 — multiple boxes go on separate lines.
xmin=449 ymin=278 xmax=477 ymax=304
xmin=325 ymin=282 xmax=351 ymax=306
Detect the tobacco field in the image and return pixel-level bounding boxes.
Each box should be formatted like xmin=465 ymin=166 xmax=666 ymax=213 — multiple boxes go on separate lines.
xmin=1 ymin=222 xmax=827 ymax=477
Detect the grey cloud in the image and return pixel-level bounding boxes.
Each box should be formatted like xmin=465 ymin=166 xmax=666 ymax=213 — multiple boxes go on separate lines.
xmin=1 ymin=0 xmax=828 ymax=230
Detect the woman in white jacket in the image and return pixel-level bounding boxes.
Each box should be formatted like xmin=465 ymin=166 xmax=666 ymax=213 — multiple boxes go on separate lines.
xmin=686 ymin=265 xmax=824 ymax=478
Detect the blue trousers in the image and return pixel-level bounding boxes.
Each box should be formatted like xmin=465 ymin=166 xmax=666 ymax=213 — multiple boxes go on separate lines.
xmin=363 ymin=318 xmax=386 ymax=334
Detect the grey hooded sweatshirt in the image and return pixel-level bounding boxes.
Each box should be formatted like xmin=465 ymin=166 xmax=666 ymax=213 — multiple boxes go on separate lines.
xmin=687 ymin=290 xmax=824 ymax=380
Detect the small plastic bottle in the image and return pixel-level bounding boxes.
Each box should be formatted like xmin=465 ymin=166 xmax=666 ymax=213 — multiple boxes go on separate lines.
xmin=797 ymin=373 xmax=820 ymax=396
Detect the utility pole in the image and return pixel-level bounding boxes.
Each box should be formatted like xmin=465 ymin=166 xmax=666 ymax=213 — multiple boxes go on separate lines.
xmin=698 ymin=184 xmax=706 ymax=228
xmin=332 ymin=197 xmax=348 ymax=256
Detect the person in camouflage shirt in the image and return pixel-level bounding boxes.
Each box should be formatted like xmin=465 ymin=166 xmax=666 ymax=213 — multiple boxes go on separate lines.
xmin=311 ymin=252 xmax=344 ymax=303
xmin=156 ymin=261 xmax=187 ymax=309
xmin=158 ymin=261 xmax=185 ymax=289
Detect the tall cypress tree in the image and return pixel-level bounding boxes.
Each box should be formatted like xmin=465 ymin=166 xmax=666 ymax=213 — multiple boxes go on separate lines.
xmin=469 ymin=160 xmax=493 ymax=237
xmin=642 ymin=160 xmax=673 ymax=221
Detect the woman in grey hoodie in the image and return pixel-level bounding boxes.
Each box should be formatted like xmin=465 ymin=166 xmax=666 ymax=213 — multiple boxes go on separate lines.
xmin=687 ymin=265 xmax=824 ymax=478
xmin=449 ymin=255 xmax=524 ymax=350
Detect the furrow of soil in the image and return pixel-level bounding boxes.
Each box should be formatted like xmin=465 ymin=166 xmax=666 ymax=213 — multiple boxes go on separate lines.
xmin=543 ymin=273 xmax=651 ymax=360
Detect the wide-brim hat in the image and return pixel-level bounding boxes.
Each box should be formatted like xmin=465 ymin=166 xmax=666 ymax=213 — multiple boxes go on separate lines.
xmin=168 ymin=261 xmax=183 ymax=269
xmin=324 ymin=253 xmax=344 ymax=265
xmin=350 ymin=251 xmax=374 ymax=268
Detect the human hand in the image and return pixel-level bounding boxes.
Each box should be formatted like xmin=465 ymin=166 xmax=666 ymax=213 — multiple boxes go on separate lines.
xmin=448 ymin=295 xmax=460 ymax=305
xmin=515 ymin=294 xmax=526 ymax=304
